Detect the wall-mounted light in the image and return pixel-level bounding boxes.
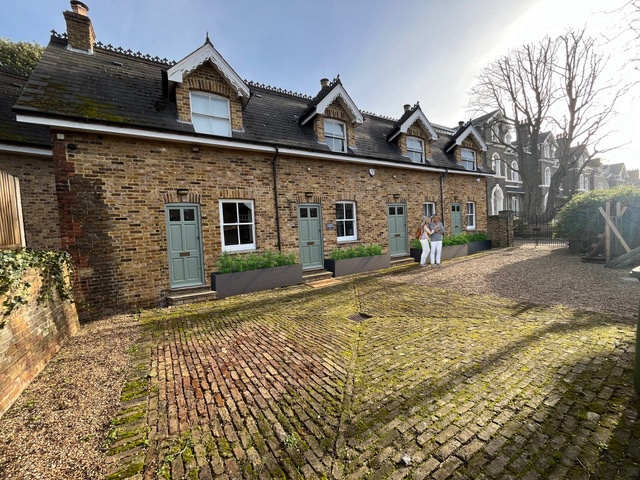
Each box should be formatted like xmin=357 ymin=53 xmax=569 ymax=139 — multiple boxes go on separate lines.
xmin=393 ymin=193 xmax=400 ymax=201
xmin=453 ymin=195 xmax=459 ymax=202
xmin=176 ymin=188 xmax=189 ymax=197
xmin=304 ymin=192 xmax=313 ymax=199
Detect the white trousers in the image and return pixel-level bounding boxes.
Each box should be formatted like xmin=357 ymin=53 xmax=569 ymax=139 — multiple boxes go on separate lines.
xmin=430 ymin=240 xmax=442 ymax=265
xmin=419 ymin=239 xmax=431 ymax=265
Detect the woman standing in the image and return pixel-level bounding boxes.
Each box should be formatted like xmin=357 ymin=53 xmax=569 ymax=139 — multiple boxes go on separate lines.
xmin=419 ymin=216 xmax=432 ymax=267
xmin=429 ymin=215 xmax=444 ymax=267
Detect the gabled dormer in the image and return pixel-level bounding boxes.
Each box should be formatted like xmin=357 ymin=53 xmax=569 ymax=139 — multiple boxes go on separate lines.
xmin=168 ymin=37 xmax=250 ymax=136
xmin=387 ymin=103 xmax=438 ymax=164
xmin=445 ymin=121 xmax=488 ymax=171
xmin=300 ymin=77 xmax=363 ymax=153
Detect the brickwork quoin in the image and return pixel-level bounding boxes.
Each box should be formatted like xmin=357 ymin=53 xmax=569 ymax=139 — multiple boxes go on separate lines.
xmin=52 ymin=132 xmax=487 ymax=318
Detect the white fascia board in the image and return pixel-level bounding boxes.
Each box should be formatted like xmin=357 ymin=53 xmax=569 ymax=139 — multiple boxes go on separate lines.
xmin=449 ymin=125 xmax=488 ymax=152
xmin=0 ymin=143 xmax=52 ymax=157
xmin=388 ymin=109 xmax=438 ymax=142
xmin=167 ymin=43 xmax=250 ymax=98
xmin=315 ymin=84 xmax=363 ymax=124
xmin=16 ymin=114 xmax=274 ymax=154
xmin=16 ymin=114 xmax=492 ymax=177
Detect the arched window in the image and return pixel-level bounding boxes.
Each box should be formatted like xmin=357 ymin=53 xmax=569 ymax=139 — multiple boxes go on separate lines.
xmin=491 ymin=186 xmax=504 ymax=215
xmin=510 ymin=161 xmax=519 ymax=182
xmin=544 ymin=167 xmax=551 ymax=186
xmin=492 ymin=153 xmax=501 ymax=177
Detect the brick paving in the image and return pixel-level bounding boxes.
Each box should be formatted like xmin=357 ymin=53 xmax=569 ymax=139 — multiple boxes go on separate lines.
xmin=106 ymin=259 xmax=640 ymax=479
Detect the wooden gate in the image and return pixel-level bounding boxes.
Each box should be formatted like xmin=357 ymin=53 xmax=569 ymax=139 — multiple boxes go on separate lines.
xmin=0 ymin=171 xmax=25 ymax=249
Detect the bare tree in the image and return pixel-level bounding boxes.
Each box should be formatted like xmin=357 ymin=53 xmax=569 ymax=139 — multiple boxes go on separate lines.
xmin=469 ymin=28 xmax=628 ymax=224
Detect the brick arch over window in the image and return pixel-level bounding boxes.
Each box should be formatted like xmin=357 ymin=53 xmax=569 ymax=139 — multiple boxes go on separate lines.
xmin=162 ymin=191 xmax=202 ymax=204
xmin=176 ymin=63 xmax=243 ymax=130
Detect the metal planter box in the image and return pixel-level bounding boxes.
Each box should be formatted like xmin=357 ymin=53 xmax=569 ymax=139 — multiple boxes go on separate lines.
xmin=441 ymin=244 xmax=468 ymax=260
xmin=211 ymin=264 xmax=303 ymax=299
xmin=467 ymin=240 xmax=492 ymax=255
xmin=324 ymin=254 xmax=391 ymax=277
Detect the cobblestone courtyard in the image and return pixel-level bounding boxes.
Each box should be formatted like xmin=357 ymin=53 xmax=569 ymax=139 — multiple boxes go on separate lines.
xmin=105 ymin=249 xmax=640 ymax=479
xmin=2 ymin=247 xmax=639 ymax=479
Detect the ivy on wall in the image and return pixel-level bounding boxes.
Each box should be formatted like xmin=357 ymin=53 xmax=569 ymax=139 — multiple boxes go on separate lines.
xmin=0 ymin=249 xmax=74 ymax=328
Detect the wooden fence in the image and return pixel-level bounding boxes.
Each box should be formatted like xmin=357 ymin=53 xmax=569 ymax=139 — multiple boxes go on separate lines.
xmin=0 ymin=171 xmax=25 ymax=249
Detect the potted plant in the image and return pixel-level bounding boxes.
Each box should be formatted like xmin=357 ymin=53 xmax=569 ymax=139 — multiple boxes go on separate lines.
xmin=324 ymin=244 xmax=390 ymax=277
xmin=409 ymin=239 xmax=422 ymax=263
xmin=442 ymin=233 xmax=469 ymax=260
xmin=211 ymin=250 xmax=302 ymax=299
xmin=466 ymin=231 xmax=492 ymax=255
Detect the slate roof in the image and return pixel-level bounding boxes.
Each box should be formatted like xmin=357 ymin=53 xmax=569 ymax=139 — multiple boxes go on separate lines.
xmin=0 ymin=68 xmax=50 ymax=148
xmin=14 ymin=35 xmax=492 ymax=174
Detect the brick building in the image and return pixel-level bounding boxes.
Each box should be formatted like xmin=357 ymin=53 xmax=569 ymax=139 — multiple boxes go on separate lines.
xmin=13 ymin=2 xmax=492 ymax=318
xmin=0 ymin=68 xmax=60 ymax=250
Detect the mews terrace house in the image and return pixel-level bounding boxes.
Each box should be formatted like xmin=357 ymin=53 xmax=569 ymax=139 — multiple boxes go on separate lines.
xmin=14 ymin=1 xmax=492 ymax=319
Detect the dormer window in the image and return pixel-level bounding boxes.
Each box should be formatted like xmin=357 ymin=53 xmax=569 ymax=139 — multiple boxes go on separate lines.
xmin=190 ymin=92 xmax=231 ymax=136
xmin=324 ymin=119 xmax=347 ymax=152
xmin=406 ymin=136 xmax=425 ymax=163
xmin=461 ymin=148 xmax=476 ymax=171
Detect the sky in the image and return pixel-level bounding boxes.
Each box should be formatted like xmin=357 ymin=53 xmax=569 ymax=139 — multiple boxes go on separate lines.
xmin=2 ymin=0 xmax=639 ymax=170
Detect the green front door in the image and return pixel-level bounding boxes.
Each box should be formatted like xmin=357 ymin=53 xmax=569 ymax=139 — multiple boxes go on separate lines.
xmin=451 ymin=203 xmax=462 ymax=235
xmin=298 ymin=204 xmax=323 ymax=270
xmin=165 ymin=204 xmax=204 ymax=288
xmin=387 ymin=203 xmax=407 ymax=257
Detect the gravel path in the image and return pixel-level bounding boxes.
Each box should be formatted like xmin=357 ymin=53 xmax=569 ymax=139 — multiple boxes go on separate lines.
xmin=392 ymin=245 xmax=640 ymax=319
xmin=0 ymin=314 xmax=142 ymax=479
xmin=0 ymin=245 xmax=638 ymax=478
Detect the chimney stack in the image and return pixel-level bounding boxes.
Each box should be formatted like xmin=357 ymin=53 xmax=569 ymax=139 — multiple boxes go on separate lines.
xmin=63 ymin=1 xmax=95 ymax=54
xmin=404 ymin=104 xmax=411 ymax=112
xmin=320 ymin=78 xmax=329 ymax=88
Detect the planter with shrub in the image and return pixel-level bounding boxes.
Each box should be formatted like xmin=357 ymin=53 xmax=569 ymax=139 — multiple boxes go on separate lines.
xmin=211 ymin=251 xmax=302 ymax=299
xmin=409 ymin=232 xmax=491 ymax=262
xmin=324 ymin=244 xmax=390 ymax=277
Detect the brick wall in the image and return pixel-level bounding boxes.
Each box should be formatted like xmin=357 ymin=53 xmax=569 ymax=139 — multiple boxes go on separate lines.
xmin=52 ymin=131 xmax=488 ymax=318
xmin=487 ymin=210 xmax=514 ymax=247
xmin=0 ymin=152 xmax=61 ymax=250
xmin=0 ymin=269 xmax=79 ymax=418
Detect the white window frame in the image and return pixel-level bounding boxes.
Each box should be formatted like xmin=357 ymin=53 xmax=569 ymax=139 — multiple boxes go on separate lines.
xmin=544 ymin=167 xmax=551 ymax=186
xmin=466 ymin=202 xmax=476 ymax=230
xmin=219 ymin=199 xmax=256 ymax=252
xmin=491 ymin=185 xmax=504 ymax=215
xmin=492 ymin=153 xmax=501 ymax=177
xmin=336 ymin=201 xmax=357 ymax=242
xmin=511 ymin=196 xmax=520 ymax=216
xmin=461 ymin=148 xmax=476 ymax=171
xmin=510 ymin=161 xmax=520 ymax=182
xmin=190 ymin=92 xmax=231 ymax=136
xmin=423 ymin=202 xmax=436 ymax=218
xmin=324 ymin=119 xmax=347 ymax=153
xmin=406 ymin=136 xmax=425 ymax=163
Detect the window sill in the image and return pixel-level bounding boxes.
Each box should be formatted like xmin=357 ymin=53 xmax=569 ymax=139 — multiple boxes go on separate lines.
xmin=337 ymin=239 xmax=359 ymax=245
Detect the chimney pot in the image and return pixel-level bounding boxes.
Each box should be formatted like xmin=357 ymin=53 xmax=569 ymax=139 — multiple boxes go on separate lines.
xmin=320 ymin=78 xmax=329 ymax=88
xmin=70 ymin=0 xmax=89 ymax=15
xmin=404 ymin=104 xmax=411 ymax=112
xmin=458 ymin=121 xmax=465 ymax=128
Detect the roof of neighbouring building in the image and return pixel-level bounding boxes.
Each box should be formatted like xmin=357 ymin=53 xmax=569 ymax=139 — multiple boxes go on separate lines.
xmin=0 ymin=67 xmax=50 ymax=148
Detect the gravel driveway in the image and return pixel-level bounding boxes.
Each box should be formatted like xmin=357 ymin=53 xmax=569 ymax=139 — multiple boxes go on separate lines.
xmin=391 ymin=245 xmax=640 ymax=320
xmin=0 ymin=245 xmax=638 ymax=478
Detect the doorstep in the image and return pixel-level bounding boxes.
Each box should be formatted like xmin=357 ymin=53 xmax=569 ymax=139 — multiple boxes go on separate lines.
xmin=166 ymin=286 xmax=217 ymax=306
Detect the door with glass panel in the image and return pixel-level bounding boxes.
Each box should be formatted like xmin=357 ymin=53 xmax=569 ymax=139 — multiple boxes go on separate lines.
xmin=297 ymin=204 xmax=323 ymax=270
xmin=165 ymin=204 xmax=204 ymax=288
xmin=386 ymin=203 xmax=407 ymax=256
xmin=450 ymin=203 xmax=462 ymax=235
